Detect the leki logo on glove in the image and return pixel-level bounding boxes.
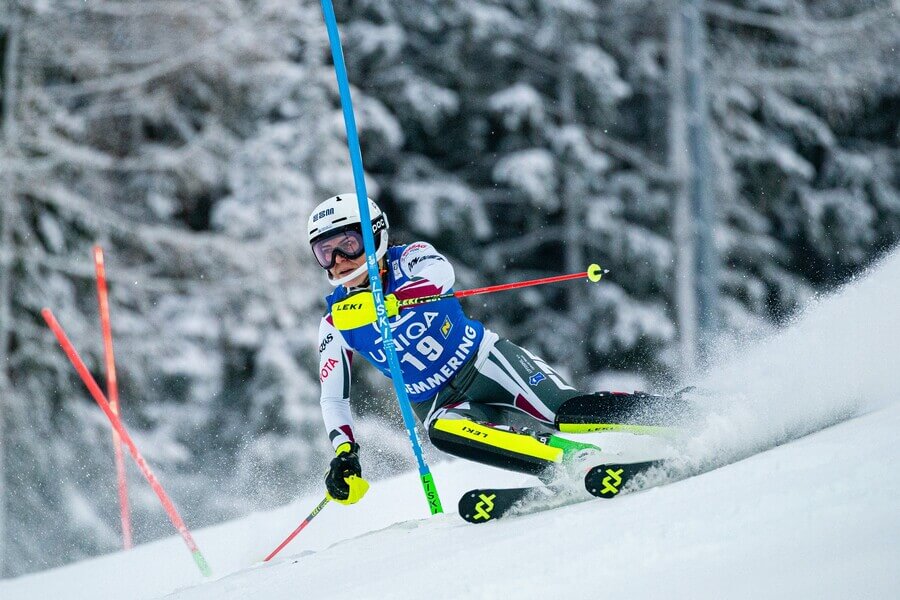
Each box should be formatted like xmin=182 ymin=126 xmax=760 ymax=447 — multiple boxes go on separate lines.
xmin=601 ymin=468 xmax=624 ymax=496
xmin=335 ymin=302 xmax=363 ymax=312
xmin=473 ymin=493 xmax=496 ymax=521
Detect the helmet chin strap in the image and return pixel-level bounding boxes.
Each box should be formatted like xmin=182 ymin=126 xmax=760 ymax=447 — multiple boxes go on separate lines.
xmin=326 ymin=235 xmax=388 ymax=287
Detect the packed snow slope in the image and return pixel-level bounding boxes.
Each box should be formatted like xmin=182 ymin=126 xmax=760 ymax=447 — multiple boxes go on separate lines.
xmin=3 ymin=248 xmax=899 ymax=599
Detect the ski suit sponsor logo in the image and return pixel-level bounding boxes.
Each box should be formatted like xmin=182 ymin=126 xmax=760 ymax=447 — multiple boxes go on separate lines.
xmin=528 ymin=372 xmax=546 ymax=387
xmin=319 ymin=333 xmax=334 ymax=353
xmin=392 ymin=260 xmax=402 ymax=279
xmin=406 ymin=254 xmax=444 ymax=270
xmin=403 ymin=324 xmax=478 ymax=396
xmin=320 ymin=358 xmax=339 ymax=382
xmin=517 ymin=354 xmax=535 ymax=373
xmin=369 ymin=311 xmax=434 ymax=362
xmin=440 ymin=317 xmax=453 ymax=339
xmin=312 ymin=207 xmax=335 ymax=222
xmin=520 ymin=347 xmax=576 ymax=391
xmin=401 ymin=242 xmax=429 ymax=258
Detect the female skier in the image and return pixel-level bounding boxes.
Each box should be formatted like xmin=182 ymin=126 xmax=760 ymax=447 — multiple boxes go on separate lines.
xmin=310 ymin=194 xmax=677 ymax=505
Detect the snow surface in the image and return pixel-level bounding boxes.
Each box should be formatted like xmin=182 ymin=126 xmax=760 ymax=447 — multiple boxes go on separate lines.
xmin=3 ymin=248 xmax=900 ymax=599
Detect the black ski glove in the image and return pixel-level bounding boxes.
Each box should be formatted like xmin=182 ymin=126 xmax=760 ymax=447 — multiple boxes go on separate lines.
xmin=325 ymin=442 xmax=368 ymax=504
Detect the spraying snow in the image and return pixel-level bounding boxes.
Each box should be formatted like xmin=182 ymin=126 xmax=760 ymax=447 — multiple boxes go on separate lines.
xmin=680 ymin=247 xmax=900 ymax=471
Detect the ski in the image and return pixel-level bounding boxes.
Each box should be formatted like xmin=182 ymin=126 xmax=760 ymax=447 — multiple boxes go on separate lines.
xmin=458 ymin=458 xmax=671 ymax=524
xmin=458 ymin=484 xmax=570 ymax=523
xmin=583 ymin=459 xmax=668 ymax=498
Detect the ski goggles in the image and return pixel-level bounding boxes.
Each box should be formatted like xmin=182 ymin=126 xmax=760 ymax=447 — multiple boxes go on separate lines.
xmin=311 ymin=227 xmax=366 ymax=270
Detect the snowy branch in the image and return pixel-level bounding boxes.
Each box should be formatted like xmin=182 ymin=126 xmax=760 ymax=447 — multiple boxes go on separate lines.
xmin=705 ymin=1 xmax=896 ymax=37
xmin=19 ymin=132 xmax=198 ymax=173
xmin=591 ymin=132 xmax=673 ymax=184
xmin=43 ymin=22 xmax=245 ymax=98
xmin=716 ymin=66 xmax=866 ymax=91
xmin=485 ymin=225 xmax=566 ymax=257
xmin=55 ymin=0 xmax=220 ymax=20
xmin=19 ymin=248 xmax=281 ymax=296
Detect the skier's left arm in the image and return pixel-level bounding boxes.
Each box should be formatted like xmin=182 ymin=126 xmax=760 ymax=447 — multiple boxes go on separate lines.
xmin=393 ymin=242 xmax=455 ymax=301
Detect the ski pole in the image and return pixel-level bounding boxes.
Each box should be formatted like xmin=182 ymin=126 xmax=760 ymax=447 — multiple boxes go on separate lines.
xmin=331 ymin=264 xmax=608 ymax=330
xmin=397 ymin=263 xmax=607 ymax=309
xmin=41 ymin=309 xmax=213 ymax=577
xmin=93 ymin=245 xmax=133 ymax=550
xmin=263 ymin=497 xmax=330 ymax=562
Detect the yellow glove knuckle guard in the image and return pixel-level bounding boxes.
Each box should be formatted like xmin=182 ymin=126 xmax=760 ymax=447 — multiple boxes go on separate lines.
xmin=328 ymin=475 xmax=369 ymax=505
xmin=384 ymin=294 xmax=399 ymax=318
xmin=332 ymin=292 xmax=377 ymax=330
xmin=332 ymin=291 xmax=401 ymax=329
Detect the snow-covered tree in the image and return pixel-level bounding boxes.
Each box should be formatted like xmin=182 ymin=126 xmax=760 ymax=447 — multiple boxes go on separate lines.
xmin=336 ymin=0 xmax=899 ymax=384
xmin=0 ymin=0 xmax=372 ymax=576
xmin=1 ymin=0 xmax=898 ymax=578
xmin=707 ymin=0 xmax=900 ymax=332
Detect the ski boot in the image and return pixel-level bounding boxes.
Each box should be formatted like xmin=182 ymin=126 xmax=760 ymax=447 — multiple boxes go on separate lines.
xmin=534 ymin=432 xmax=604 ymax=484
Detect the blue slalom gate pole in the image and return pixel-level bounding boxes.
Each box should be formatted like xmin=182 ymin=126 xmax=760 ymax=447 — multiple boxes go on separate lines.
xmin=319 ymin=0 xmax=443 ymax=515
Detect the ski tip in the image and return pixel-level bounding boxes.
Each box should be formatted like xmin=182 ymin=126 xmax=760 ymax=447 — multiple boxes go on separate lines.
xmin=458 ymin=490 xmax=501 ymax=524
xmin=584 ymin=460 xmax=662 ymax=499
xmin=585 ymin=465 xmax=628 ymax=498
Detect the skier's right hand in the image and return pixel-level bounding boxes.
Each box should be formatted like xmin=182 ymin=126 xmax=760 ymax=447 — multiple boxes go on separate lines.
xmin=325 ymin=442 xmax=369 ymax=505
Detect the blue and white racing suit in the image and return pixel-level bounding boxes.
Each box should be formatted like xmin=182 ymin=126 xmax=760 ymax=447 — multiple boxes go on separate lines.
xmin=317 ymin=242 xmax=583 ymax=452
xmin=316 ymin=243 xmax=686 ymax=478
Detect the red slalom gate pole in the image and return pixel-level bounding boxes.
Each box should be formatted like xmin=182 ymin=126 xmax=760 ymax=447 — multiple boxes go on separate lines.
xmin=93 ymin=245 xmax=133 ymax=550
xmin=41 ymin=309 xmax=212 ymax=577
xmin=263 ymin=497 xmax=330 ymax=562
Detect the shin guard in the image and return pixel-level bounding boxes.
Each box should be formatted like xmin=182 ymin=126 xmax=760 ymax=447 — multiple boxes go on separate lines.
xmin=429 ymin=419 xmax=563 ymax=476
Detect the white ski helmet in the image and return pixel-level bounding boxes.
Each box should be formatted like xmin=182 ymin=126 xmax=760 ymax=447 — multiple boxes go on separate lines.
xmin=307 ymin=193 xmax=389 ymax=287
